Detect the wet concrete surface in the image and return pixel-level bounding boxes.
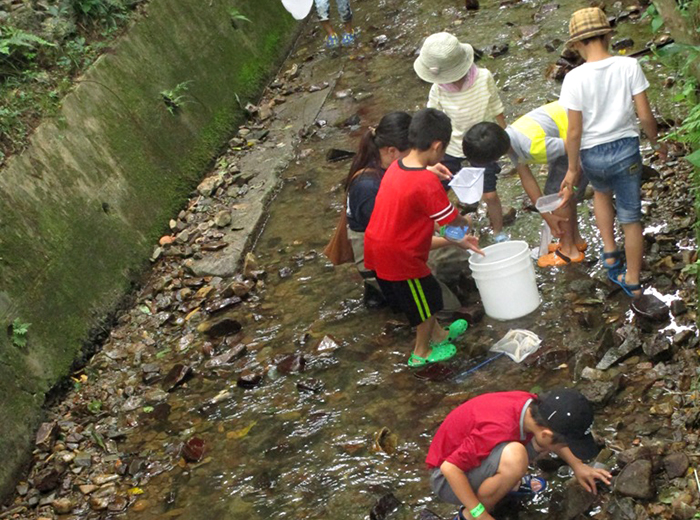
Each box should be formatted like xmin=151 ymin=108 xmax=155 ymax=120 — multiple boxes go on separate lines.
xmin=2 ymin=0 xmax=699 ymax=518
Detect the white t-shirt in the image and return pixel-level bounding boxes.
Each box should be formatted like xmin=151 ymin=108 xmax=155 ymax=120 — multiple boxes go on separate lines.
xmin=427 ymin=68 xmax=504 ymax=158
xmin=558 ymin=56 xmax=649 ymax=150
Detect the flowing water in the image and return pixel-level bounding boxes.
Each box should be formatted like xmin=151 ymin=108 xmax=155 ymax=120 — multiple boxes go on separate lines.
xmin=104 ymin=0 xmax=695 ymax=518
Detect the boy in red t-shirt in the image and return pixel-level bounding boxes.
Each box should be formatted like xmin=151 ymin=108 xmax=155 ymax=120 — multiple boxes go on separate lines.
xmin=364 ymin=108 xmax=483 ymax=367
xmin=427 ymin=389 xmax=611 ymax=520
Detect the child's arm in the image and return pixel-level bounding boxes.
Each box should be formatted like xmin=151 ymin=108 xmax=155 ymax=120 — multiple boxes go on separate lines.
xmin=427 ymin=85 xmax=442 ymax=110
xmin=441 ymin=461 xmax=497 ymax=520
xmin=516 ymin=163 xmax=567 ymax=237
xmin=495 ymin=113 xmax=506 ymax=129
xmin=551 ymin=445 xmax=612 ymax=494
xmin=634 ymin=91 xmax=668 ymax=160
xmin=559 ymin=109 xmax=583 ymax=206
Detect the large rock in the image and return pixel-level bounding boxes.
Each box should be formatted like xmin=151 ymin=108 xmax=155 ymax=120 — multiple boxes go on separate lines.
xmin=631 ymin=294 xmax=669 ymax=322
xmin=578 ymin=377 xmax=621 ymax=407
xmin=643 ymin=334 xmax=674 ymax=362
xmin=614 ymin=459 xmax=655 ymax=499
xmin=597 ymin=325 xmax=641 ymax=370
xmin=663 ymin=452 xmax=689 ymax=479
xmin=562 ymin=481 xmax=596 ymax=519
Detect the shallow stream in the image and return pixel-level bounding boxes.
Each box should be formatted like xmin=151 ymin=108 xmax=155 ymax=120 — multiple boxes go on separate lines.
xmin=40 ymin=0 xmax=699 ymax=518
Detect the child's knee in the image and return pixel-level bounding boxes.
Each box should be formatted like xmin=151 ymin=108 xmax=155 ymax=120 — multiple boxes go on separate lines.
xmin=498 ymin=442 xmax=528 ymax=477
xmin=482 ymin=191 xmax=499 ymax=203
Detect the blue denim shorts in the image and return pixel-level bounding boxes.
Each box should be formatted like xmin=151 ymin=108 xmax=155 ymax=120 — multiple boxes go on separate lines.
xmin=580 ymin=137 xmax=642 ymax=224
xmin=314 ymin=0 xmax=352 ymax=23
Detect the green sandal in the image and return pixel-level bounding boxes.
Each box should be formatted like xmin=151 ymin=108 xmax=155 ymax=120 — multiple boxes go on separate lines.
xmin=407 ymin=342 xmax=457 ymax=367
xmin=445 ymin=319 xmax=468 ymax=341
xmin=428 ymin=341 xmax=457 ymax=362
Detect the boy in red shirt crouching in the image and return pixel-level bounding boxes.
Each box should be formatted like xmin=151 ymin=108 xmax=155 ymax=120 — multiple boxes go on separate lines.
xmin=364 ymin=108 xmax=483 ymax=368
xmin=427 ymin=389 xmax=611 ymax=520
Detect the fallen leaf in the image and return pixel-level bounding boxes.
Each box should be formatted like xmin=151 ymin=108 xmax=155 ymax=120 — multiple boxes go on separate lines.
xmin=227 ymin=421 xmax=257 ymax=440
xmin=128 ymin=487 xmax=144 ymax=496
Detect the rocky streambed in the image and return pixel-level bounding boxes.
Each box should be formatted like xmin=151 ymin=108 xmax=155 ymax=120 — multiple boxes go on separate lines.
xmin=1 ymin=0 xmax=699 ymax=518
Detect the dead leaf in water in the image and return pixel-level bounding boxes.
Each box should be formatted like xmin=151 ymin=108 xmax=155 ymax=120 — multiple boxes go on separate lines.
xmin=373 ymin=427 xmax=398 ymax=455
xmin=227 ymin=421 xmax=257 ymax=440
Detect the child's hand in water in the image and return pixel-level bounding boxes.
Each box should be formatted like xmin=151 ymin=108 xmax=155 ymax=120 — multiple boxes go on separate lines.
xmin=457 ymin=235 xmax=484 ymax=255
xmin=427 ymin=163 xmax=453 ymax=181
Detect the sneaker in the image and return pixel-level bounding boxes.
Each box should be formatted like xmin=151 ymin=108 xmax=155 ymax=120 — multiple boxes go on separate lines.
xmin=508 ymin=474 xmax=547 ymax=497
xmin=326 ymin=33 xmax=340 ymax=49
xmin=341 ymin=30 xmax=355 ymax=46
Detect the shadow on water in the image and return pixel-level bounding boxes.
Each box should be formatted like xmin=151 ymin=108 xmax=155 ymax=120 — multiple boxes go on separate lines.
xmin=118 ymin=0 xmax=694 ymax=519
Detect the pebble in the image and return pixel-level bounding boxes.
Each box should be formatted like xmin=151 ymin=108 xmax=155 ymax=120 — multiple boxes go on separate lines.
xmin=52 ymin=497 xmax=73 ymax=514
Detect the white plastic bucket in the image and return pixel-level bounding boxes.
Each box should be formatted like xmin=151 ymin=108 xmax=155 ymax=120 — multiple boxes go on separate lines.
xmin=468 ymin=240 xmax=540 ymax=320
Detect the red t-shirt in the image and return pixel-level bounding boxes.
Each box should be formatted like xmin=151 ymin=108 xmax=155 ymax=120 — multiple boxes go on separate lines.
xmin=364 ymin=160 xmax=458 ymax=281
xmin=426 ymin=391 xmax=536 ymax=472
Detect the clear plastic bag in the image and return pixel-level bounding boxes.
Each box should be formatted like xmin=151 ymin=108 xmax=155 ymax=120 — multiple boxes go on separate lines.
xmin=489 ymin=329 xmax=542 ymax=362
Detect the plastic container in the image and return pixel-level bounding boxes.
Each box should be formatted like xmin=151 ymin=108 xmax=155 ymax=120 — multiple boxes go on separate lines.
xmin=442 ymin=225 xmax=469 ymax=242
xmin=469 ymin=241 xmax=541 ymax=320
xmin=535 ymin=193 xmax=564 ymax=213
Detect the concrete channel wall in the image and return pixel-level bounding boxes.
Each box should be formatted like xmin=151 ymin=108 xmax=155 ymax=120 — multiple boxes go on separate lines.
xmin=0 ymin=0 xmax=298 ymax=498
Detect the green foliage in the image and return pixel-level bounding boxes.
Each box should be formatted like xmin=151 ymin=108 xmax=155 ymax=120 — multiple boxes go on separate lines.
xmin=0 ymin=26 xmax=55 ymax=60
xmin=229 ymin=7 xmax=252 ymax=29
xmin=87 ymin=399 xmax=102 ymax=414
xmin=10 ymin=318 xmax=31 ymax=348
xmin=643 ymin=4 xmax=666 ymax=32
xmin=71 ymin=0 xmax=129 ymax=28
xmin=160 ymin=80 xmax=193 ymax=114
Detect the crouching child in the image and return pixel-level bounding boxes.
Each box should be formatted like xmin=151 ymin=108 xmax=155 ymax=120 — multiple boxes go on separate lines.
xmin=426 ymin=388 xmax=611 ymax=519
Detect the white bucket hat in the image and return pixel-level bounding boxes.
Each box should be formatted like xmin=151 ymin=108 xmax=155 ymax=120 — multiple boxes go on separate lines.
xmin=414 ymin=32 xmax=474 ymax=84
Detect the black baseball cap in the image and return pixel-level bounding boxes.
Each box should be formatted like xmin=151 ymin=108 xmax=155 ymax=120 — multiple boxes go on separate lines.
xmin=539 ymin=388 xmax=599 ymax=460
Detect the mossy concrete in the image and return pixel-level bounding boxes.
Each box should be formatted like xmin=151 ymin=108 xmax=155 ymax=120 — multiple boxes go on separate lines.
xmin=0 ymin=0 xmax=298 ymax=498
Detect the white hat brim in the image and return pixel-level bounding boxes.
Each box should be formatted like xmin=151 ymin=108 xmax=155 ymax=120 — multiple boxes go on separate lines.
xmin=414 ymin=43 xmax=474 ymax=84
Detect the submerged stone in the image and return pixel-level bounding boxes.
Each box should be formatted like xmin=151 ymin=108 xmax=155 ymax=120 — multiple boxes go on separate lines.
xmin=161 ymin=364 xmax=193 ymax=392
xmin=276 ymin=353 xmax=306 ymax=375
xmin=369 ymin=493 xmax=401 ymax=520
xmin=198 ymin=317 xmax=242 ymax=338
xmin=418 ymin=509 xmax=443 ymax=520
xmin=237 ymin=370 xmax=263 ymax=389
xmin=182 ymin=437 xmax=206 ymax=463
xmin=316 ymin=335 xmax=341 ymax=352
xmin=205 ymin=344 xmax=247 ymax=368
xmin=326 ymin=148 xmax=356 ymax=162
xmin=297 ymin=378 xmax=324 ymax=393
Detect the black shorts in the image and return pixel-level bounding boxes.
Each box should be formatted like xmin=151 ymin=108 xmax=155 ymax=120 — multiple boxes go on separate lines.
xmin=376 ymin=275 xmax=443 ymax=327
xmin=442 ymin=154 xmax=501 ymax=193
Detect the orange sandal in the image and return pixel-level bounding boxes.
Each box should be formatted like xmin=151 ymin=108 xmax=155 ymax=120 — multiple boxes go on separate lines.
xmin=548 ymin=241 xmax=588 ymax=253
xmin=537 ymin=249 xmax=585 ymax=267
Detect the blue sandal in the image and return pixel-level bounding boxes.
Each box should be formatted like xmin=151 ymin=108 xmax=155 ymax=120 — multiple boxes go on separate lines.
xmin=611 ymin=270 xmax=642 ymax=298
xmin=601 ymin=249 xmax=624 ymax=274
xmin=508 ymin=475 xmax=547 ymax=497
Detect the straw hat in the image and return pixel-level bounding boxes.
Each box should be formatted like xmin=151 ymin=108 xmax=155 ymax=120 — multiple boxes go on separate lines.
xmin=567 ymin=7 xmax=612 ymax=46
xmin=414 ymin=32 xmax=474 ymax=84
